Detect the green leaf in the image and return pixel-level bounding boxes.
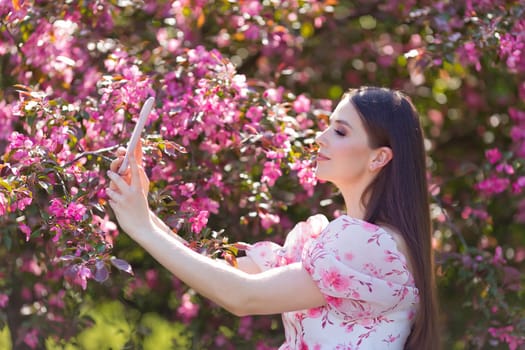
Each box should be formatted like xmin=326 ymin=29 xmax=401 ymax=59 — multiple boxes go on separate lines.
xmin=4 ymin=235 xmax=12 ymax=251
xmin=300 ymin=22 xmax=314 ymax=38
xmin=38 ymin=180 xmax=51 ymax=193
xmin=0 ymin=178 xmax=12 ymax=192
xmin=31 ymin=229 xmax=41 ymax=239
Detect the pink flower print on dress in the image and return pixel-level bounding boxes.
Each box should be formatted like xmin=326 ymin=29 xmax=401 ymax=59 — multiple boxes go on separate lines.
xmin=384 ymin=250 xmax=399 ymax=263
xmin=306 ymin=306 xmax=323 ymax=318
xmin=250 ymin=215 xmax=418 ymax=348
xmin=321 ymin=267 xmax=351 ymax=292
xmin=348 ymin=288 xmax=361 ymax=299
xmin=344 ymin=251 xmax=354 ymax=261
xmin=367 ymin=233 xmax=383 ymax=246
xmin=355 ymin=317 xmax=374 ymax=327
xmin=361 ymin=221 xmax=379 ymax=232
xmin=325 ymin=295 xmax=344 ymax=309
xmin=383 ymin=333 xmax=401 ymax=344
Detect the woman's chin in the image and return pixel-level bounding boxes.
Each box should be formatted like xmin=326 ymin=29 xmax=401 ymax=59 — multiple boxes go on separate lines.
xmin=314 ymin=170 xmax=328 ymax=182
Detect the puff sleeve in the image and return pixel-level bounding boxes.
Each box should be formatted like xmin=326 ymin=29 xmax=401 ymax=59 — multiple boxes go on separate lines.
xmin=245 ymin=214 xmax=328 ymax=272
xmin=301 ymin=216 xmax=419 ymax=320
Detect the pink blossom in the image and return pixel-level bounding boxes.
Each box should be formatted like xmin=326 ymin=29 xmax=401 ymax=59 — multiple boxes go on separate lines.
xmin=496 ymin=163 xmax=514 ymax=175
xmin=214 ymin=334 xmax=228 ymax=347
xmin=498 ymin=26 xmax=525 ymax=72
xmin=145 ymin=269 xmax=159 ymax=290
xmin=19 ymin=223 xmax=32 ymax=242
xmin=48 ymin=198 xmax=66 ymax=217
xmin=0 ymin=192 xmax=6 ymax=216
xmin=49 ymin=290 xmax=66 ymax=309
xmin=21 ymin=257 xmax=43 ymax=276
xmin=241 ymin=0 xmax=262 ymax=17
xmin=475 ymin=176 xmax=510 ymax=195
xmin=259 ymin=211 xmax=280 ymax=229
xmin=263 ymin=87 xmax=284 ymax=103
xmin=485 ymin=148 xmax=502 ymax=164
xmin=461 ymin=206 xmax=489 ymax=220
xmin=33 ymin=283 xmax=47 ymax=299
xmin=21 ymin=287 xmax=32 ymax=301
xmin=519 ymin=81 xmax=525 ymax=101
xmin=13 ymin=195 xmax=32 ymax=212
xmin=265 ymin=150 xmax=285 ymax=160
xmin=189 ymin=210 xmax=209 ymax=234
xmin=64 ymin=264 xmax=92 ymax=290
xmin=290 ymin=160 xmax=317 ymax=195
xmin=238 ymin=316 xmax=253 ymax=339
xmin=493 ymin=246 xmax=506 ymax=265
xmin=179 ymin=182 xmax=196 ymax=197
xmin=457 ymin=41 xmax=481 ymax=71
xmin=509 ymin=108 xmax=525 ymax=122
xmin=23 ymin=329 xmax=39 ymax=349
xmin=512 ymin=176 xmax=525 ymax=193
xmin=215 ymin=29 xmax=231 ymax=47
xmin=8 ymin=131 xmax=33 ymax=149
xmin=177 ymin=293 xmax=199 ymax=323
xmin=0 ymin=293 xmax=9 ymax=308
xmin=244 ymin=24 xmax=260 ymax=41
xmin=488 ymin=325 xmax=524 ymax=350
xmin=261 ymin=160 xmax=282 ymax=186
xmin=293 ymin=94 xmax=311 ymax=114
xmin=246 ymin=106 xmax=263 ymax=123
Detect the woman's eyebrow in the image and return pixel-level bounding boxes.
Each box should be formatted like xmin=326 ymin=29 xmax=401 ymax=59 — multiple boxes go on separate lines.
xmin=332 ymin=119 xmax=353 ymax=129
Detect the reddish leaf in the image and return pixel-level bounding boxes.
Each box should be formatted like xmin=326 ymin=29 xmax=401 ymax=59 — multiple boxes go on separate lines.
xmin=94 ymin=264 xmax=109 ymax=282
xmin=223 ymin=251 xmax=238 ymax=268
xmin=110 ymin=258 xmax=134 ymax=275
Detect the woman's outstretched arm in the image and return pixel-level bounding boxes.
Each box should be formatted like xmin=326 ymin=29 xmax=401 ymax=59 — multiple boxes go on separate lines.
xmin=107 ymin=153 xmax=326 ymax=316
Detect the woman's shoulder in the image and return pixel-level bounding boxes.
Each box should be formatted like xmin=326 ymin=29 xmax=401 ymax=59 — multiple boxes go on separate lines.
xmin=322 ymin=214 xmax=383 ymax=239
xmin=316 ymin=215 xmax=415 ymax=285
xmin=285 ymin=213 xmax=329 ymax=242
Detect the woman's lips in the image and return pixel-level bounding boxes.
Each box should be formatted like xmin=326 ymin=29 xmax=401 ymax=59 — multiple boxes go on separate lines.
xmin=316 ymin=153 xmax=330 ymax=161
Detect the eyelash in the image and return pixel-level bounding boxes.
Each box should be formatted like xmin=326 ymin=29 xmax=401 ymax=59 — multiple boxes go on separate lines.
xmin=334 ymin=128 xmax=346 ymax=136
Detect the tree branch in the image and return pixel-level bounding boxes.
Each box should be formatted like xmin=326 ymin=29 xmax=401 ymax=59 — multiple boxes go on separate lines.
xmin=63 ymin=144 xmax=121 ymax=168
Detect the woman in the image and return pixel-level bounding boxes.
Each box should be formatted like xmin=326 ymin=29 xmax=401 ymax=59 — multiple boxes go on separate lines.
xmin=106 ymin=86 xmax=439 ymax=349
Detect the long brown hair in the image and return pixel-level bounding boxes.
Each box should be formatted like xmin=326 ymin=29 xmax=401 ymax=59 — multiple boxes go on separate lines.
xmin=347 ymin=87 xmax=439 ymax=349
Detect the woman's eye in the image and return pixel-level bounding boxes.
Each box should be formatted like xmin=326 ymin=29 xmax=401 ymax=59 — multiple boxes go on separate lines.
xmin=334 ymin=129 xmax=346 ymax=136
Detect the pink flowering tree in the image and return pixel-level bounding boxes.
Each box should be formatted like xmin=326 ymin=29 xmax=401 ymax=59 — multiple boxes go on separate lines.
xmin=1 ymin=0 xmax=524 ymax=349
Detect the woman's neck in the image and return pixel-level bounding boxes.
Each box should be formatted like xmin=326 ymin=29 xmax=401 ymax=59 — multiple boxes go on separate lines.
xmin=340 ymin=186 xmax=367 ymax=220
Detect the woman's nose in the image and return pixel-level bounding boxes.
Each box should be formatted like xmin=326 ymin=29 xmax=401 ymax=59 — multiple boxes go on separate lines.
xmin=315 ymin=130 xmax=326 ymax=147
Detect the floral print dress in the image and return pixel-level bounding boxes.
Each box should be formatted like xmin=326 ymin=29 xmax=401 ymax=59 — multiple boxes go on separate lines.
xmin=246 ymin=214 xmax=419 ymax=350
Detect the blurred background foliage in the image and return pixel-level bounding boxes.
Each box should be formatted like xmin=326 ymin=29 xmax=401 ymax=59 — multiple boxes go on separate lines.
xmin=1 ymin=0 xmax=525 ymax=349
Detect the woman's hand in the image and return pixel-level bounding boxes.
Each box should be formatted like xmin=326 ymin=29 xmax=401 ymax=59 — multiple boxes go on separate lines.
xmin=106 ymin=141 xmax=153 ymax=239
xmin=110 ymin=140 xmax=149 ymax=192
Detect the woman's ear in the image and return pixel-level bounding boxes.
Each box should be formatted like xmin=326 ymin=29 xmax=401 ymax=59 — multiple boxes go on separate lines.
xmin=369 ymin=147 xmax=393 ymax=172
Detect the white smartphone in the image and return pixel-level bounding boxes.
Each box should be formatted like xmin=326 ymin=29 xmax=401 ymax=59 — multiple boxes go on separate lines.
xmin=118 ymin=97 xmax=155 ymax=174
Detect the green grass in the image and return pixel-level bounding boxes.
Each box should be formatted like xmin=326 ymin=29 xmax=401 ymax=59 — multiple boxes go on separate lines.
xmin=3 ymin=300 xmax=192 ymax=350
xmin=0 ymin=326 xmax=11 ymax=350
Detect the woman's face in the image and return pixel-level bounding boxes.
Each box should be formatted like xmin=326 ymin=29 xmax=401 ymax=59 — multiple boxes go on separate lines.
xmin=315 ymin=97 xmax=376 ymax=188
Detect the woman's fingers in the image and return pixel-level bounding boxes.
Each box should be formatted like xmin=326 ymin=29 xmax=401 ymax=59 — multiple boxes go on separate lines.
xmin=117 ymin=147 xmax=126 ymax=156
xmin=111 ymin=148 xmax=127 ymax=171
xmin=110 ymin=156 xmax=124 ymax=173
xmin=106 ymin=188 xmax=124 ymax=204
xmin=107 ymin=170 xmax=131 ymax=193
